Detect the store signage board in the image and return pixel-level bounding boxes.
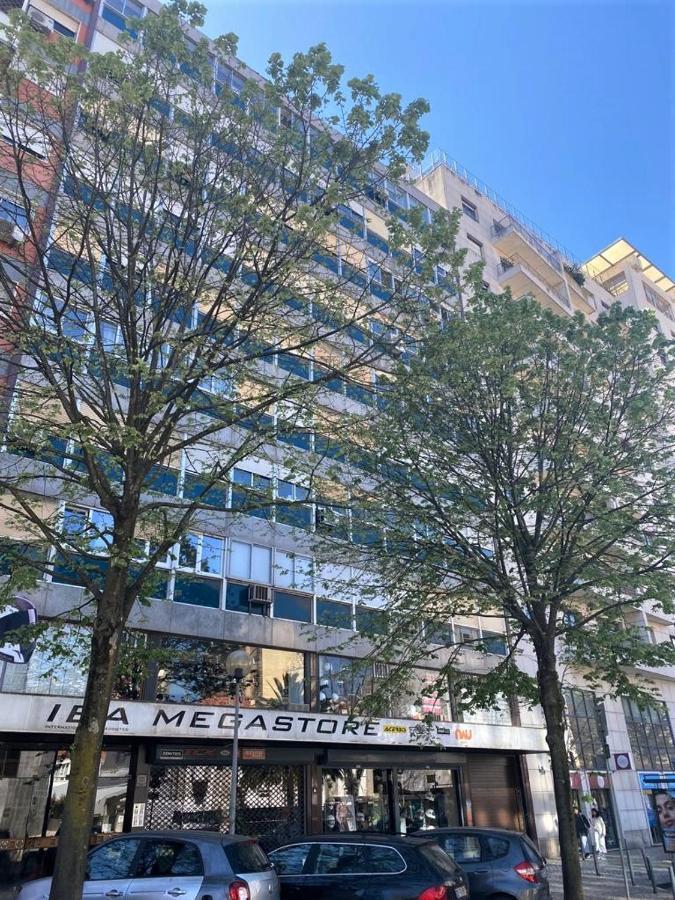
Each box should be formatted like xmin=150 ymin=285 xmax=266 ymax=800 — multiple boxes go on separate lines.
xmin=0 ymin=693 xmax=548 ymax=752
xmin=639 ymin=772 xmax=675 ymax=791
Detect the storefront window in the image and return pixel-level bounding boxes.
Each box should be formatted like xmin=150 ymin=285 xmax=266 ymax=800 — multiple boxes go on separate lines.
xmin=322 ymin=768 xmax=391 ymax=832
xmin=564 ymin=689 xmax=606 ymax=771
xmin=0 ymin=747 xmax=130 ymax=886
xmin=47 ymin=750 xmax=130 ymax=836
xmin=0 ymin=627 xmax=147 ymax=701
xmin=623 ymin=698 xmax=675 ymax=771
xmin=156 ymin=638 xmax=307 ymax=709
xmin=398 ymin=768 xmax=461 ymax=833
xmin=318 ymin=655 xmax=374 ymax=716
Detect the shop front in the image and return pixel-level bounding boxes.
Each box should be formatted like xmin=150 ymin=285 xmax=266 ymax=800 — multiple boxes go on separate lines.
xmin=0 ymin=692 xmax=547 ymax=884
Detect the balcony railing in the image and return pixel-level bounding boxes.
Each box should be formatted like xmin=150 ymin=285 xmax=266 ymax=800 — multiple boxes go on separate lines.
xmin=492 ymin=215 xmax=563 ymax=275
xmin=498 ymin=255 xmax=571 ymax=310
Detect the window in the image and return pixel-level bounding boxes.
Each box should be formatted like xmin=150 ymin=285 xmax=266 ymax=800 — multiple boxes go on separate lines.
xmin=101 ymin=0 xmax=144 ymax=33
xmin=563 ymin=690 xmax=606 ymax=771
xmin=311 ymin=843 xmax=405 ymax=875
xmin=274 ymin=550 xmax=313 ymax=592
xmin=622 ymin=698 xmax=675 ymax=771
xmin=173 ymin=531 xmax=224 ymax=609
xmin=61 ymin=506 xmax=113 ymax=555
xmin=456 ymin=624 xmax=480 ymax=645
xmin=178 ymin=532 xmax=223 ymax=575
xmin=274 ymin=590 xmax=312 ymax=624
xmin=215 ymin=62 xmax=245 ymax=96
xmin=229 ymin=540 xmax=272 ymax=583
xmin=317 ymin=599 xmax=353 ymax=630
xmin=224 ymin=841 xmax=271 ymax=874
xmin=483 ymin=835 xmax=510 ymax=860
xmin=0 ymin=196 xmax=27 ymax=233
xmin=603 ymin=272 xmax=628 ymax=297
xmin=134 ymin=840 xmax=203 ymax=877
xmin=466 ymin=235 xmax=484 ymax=260
xmin=87 ymin=838 xmax=140 ymax=881
xmin=268 ymin=843 xmax=312 ymax=875
xmin=482 ymin=631 xmax=508 ymax=656
xmin=426 ymin=621 xmax=453 ymax=646
xmin=461 ymin=197 xmax=478 ymax=221
xmin=156 ymin=637 xmax=306 ymax=709
xmin=441 ymin=833 xmax=482 ymax=864
xmin=35 ymin=296 xmax=89 ymax=342
xmin=355 ymin=605 xmax=387 ymax=636
xmin=231 ymin=468 xmax=272 ymax=519
xmin=276 ymin=480 xmax=312 ymax=529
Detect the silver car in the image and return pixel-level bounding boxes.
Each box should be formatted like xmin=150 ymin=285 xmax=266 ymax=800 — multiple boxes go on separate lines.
xmin=17 ymin=831 xmax=279 ymax=900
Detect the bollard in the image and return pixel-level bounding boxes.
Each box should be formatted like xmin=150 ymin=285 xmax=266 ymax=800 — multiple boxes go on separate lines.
xmin=624 ymin=840 xmax=636 ymax=887
xmin=641 ymin=850 xmax=657 ymax=894
xmin=591 ymin=845 xmax=601 ymax=877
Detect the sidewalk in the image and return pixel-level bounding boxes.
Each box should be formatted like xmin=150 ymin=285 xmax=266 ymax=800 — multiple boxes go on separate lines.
xmin=549 ymin=849 xmax=675 ymax=898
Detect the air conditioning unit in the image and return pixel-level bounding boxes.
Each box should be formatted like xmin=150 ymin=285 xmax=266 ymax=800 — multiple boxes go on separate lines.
xmin=248 ymin=583 xmax=272 ymax=605
xmin=28 ymin=8 xmax=52 ymax=33
xmin=0 ymin=218 xmax=20 ymax=247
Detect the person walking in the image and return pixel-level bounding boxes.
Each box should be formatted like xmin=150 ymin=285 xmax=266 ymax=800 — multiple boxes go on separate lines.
xmin=575 ymin=809 xmax=592 ymax=858
xmin=591 ymin=808 xmax=607 ymax=856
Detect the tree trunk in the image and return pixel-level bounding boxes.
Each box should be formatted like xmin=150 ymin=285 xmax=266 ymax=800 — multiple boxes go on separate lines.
xmin=49 ymin=569 xmax=127 ymax=900
xmin=537 ymin=647 xmax=585 ymax=900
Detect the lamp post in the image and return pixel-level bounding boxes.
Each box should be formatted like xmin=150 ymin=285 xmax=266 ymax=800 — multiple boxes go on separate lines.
xmin=226 ymin=649 xmax=254 ymax=835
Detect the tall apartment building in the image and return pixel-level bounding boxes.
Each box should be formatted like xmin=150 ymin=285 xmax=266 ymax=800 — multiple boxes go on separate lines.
xmin=0 ymin=0 xmax=673 ymax=883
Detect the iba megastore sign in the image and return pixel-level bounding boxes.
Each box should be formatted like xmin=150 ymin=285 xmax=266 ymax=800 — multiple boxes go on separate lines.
xmin=0 ymin=692 xmax=547 ymax=752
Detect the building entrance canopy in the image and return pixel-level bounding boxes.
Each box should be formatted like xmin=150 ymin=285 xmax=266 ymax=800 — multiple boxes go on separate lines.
xmin=0 ymin=692 xmax=547 ymax=752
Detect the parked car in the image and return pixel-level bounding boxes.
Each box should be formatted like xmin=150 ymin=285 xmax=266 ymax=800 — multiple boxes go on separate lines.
xmin=413 ymin=827 xmax=550 ymax=899
xmin=268 ymin=832 xmax=469 ymax=899
xmin=17 ymin=831 xmax=279 ymax=900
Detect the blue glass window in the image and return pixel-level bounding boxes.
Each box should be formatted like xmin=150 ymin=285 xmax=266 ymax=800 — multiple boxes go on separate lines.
xmin=173 ymin=575 xmax=221 ymax=608
xmin=274 ymin=591 xmax=311 ymax=623
xmin=317 ymin=599 xmax=352 ymax=630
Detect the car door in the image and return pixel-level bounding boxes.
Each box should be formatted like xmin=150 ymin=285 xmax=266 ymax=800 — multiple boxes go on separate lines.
xmin=478 ymin=834 xmax=513 ymax=896
xmin=439 ymin=832 xmax=492 ymax=899
xmin=126 ymin=839 xmax=204 ymax=900
xmin=267 ymin=843 xmax=315 ymax=898
xmin=83 ymin=837 xmax=141 ymax=899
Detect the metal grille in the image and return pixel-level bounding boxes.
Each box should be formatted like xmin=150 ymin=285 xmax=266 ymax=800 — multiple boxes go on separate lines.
xmin=145 ymin=764 xmax=304 ymax=849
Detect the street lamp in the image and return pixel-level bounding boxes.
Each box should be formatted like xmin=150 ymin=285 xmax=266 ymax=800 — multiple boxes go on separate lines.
xmin=225 ymin=648 xmax=254 ymax=835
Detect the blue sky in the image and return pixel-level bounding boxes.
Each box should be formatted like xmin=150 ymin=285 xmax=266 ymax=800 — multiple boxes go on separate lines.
xmin=204 ymin=0 xmax=674 ymax=274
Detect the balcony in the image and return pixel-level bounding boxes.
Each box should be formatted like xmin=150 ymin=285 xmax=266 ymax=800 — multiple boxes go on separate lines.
xmin=492 ymin=214 xmax=564 ymax=282
xmin=564 ymin=269 xmax=595 ymax=314
xmin=497 ymin=255 xmax=572 ymax=315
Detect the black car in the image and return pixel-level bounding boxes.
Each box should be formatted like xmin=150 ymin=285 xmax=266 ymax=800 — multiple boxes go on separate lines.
xmin=268 ymin=832 xmax=469 ymax=899
xmin=414 ymin=827 xmax=550 ymax=900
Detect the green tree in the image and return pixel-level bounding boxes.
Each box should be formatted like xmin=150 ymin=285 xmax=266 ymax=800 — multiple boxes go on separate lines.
xmin=332 ymin=294 xmax=675 ymax=899
xmin=0 ymin=2 xmax=437 ymax=894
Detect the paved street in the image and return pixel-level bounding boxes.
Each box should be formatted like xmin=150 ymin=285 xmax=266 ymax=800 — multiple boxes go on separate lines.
xmin=549 ymin=849 xmax=675 ymax=898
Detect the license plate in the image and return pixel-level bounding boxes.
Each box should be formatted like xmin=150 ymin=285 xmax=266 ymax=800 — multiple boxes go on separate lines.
xmin=454 ymin=887 xmax=467 ymax=898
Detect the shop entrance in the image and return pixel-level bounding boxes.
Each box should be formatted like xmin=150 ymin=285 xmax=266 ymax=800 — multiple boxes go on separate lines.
xmin=398 ymin=768 xmax=462 ymax=832
xmin=320 ymin=765 xmax=463 ymax=835
xmin=145 ymin=763 xmax=304 ymax=849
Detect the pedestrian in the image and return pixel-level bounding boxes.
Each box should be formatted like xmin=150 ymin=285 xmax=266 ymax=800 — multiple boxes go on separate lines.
xmin=575 ymin=809 xmax=591 ymax=858
xmin=591 ymin=808 xmax=607 ymax=855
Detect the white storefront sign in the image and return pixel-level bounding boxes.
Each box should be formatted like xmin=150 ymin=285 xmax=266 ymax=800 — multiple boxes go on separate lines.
xmin=0 ymin=692 xmax=548 ymax=752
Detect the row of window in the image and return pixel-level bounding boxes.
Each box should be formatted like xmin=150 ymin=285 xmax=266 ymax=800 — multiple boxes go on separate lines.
xmin=0 ymin=628 xmax=510 ymax=726
xmin=565 ymin=689 xmax=675 ymax=774
xmin=45 ymin=509 xmax=508 ymax=652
